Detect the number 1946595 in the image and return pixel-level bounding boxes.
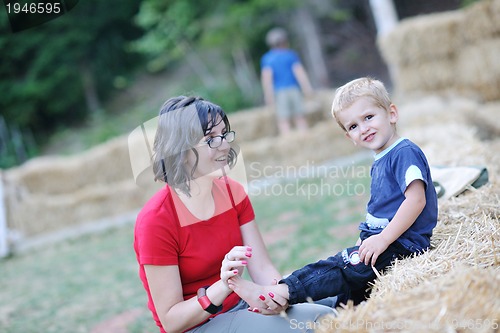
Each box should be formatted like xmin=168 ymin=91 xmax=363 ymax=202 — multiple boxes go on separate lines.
xmin=6 ymin=2 xmax=61 ymax=14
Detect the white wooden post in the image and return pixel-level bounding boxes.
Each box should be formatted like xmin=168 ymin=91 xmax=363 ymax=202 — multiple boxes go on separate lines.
xmin=369 ymin=0 xmax=399 ymax=37
xmin=0 ymin=171 xmax=9 ymax=258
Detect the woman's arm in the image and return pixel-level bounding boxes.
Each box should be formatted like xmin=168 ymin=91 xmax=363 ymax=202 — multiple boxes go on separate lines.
xmin=145 ymin=265 xmax=232 ymax=333
xmin=240 ymin=221 xmax=282 ymax=285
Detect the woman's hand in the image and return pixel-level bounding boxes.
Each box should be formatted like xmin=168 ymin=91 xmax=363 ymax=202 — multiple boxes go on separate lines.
xmin=228 ymin=277 xmax=289 ymax=315
xmin=220 ymin=246 xmax=252 ymax=287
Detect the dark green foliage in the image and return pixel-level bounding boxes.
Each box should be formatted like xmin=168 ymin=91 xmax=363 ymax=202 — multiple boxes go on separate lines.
xmin=0 ymin=0 xmax=143 ymax=160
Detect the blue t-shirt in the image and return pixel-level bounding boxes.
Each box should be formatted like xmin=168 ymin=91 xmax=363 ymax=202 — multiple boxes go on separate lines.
xmin=359 ymin=138 xmax=438 ymax=252
xmin=261 ymin=49 xmax=301 ymax=91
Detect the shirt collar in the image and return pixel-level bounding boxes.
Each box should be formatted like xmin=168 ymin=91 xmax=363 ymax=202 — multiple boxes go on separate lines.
xmin=374 ymin=137 xmax=406 ymax=161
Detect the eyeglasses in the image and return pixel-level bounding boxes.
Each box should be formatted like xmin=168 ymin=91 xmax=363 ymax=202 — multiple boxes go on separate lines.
xmin=204 ymin=131 xmax=236 ymax=149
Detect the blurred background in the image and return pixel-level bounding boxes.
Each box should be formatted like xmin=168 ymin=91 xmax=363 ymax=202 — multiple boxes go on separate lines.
xmin=0 ymin=0 xmax=475 ymax=167
xmin=1 ymin=0 xmax=498 ymax=332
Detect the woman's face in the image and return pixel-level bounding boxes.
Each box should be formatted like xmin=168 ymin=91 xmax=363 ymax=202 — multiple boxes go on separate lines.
xmin=186 ymin=117 xmax=231 ymax=180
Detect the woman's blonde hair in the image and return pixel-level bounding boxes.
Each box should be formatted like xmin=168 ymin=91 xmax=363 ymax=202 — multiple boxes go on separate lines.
xmin=331 ymin=77 xmax=392 ymax=131
xmin=152 ymin=96 xmax=237 ymax=196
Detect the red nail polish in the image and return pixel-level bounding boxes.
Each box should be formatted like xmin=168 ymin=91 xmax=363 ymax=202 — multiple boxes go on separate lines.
xmin=241 ymin=260 xmax=247 ymax=265
xmin=233 ymin=270 xmax=239 ymax=274
xmin=259 ymin=295 xmax=265 ymax=301
xmin=245 ymin=252 xmax=252 ymax=257
xmin=268 ymin=292 xmax=274 ymax=298
xmin=246 ymin=246 xmax=252 ymax=251
xmin=253 ymin=308 xmax=260 ymax=313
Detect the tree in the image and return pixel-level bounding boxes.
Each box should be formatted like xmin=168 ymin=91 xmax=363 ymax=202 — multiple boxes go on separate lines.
xmin=0 ymin=0 xmax=143 ymax=145
xmin=132 ymin=0 xmax=331 ymax=107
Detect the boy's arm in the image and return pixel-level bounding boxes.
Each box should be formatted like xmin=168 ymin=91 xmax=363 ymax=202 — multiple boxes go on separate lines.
xmin=292 ymin=63 xmax=313 ymax=97
xmin=359 ymin=180 xmax=426 ymax=266
xmin=261 ymin=68 xmax=274 ymax=106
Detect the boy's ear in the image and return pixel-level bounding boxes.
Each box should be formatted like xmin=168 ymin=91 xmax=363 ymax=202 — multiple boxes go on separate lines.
xmin=389 ymin=104 xmax=399 ymax=124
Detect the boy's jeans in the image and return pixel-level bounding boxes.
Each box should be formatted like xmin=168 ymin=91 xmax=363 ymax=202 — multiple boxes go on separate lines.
xmin=281 ymin=241 xmax=411 ymax=305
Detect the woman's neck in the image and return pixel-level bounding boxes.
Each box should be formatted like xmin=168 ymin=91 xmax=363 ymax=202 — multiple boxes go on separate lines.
xmin=177 ymin=177 xmax=216 ymax=221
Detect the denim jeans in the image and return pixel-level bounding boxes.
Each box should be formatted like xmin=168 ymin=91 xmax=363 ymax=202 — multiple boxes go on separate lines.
xmin=281 ymin=240 xmax=411 ymax=305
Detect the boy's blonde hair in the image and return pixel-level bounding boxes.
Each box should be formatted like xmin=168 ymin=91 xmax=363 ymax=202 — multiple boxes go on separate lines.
xmin=266 ymin=27 xmax=288 ymax=48
xmin=331 ymin=77 xmax=392 ymax=131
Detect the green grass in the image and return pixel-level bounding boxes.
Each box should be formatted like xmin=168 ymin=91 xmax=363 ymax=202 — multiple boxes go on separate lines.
xmin=0 ymin=160 xmax=371 ymax=332
xmin=0 ymin=227 xmax=157 ymax=333
xmin=250 ymin=162 xmax=371 ymax=273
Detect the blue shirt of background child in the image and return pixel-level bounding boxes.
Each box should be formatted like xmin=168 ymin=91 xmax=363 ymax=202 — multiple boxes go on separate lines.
xmin=261 ymin=49 xmax=301 ymax=91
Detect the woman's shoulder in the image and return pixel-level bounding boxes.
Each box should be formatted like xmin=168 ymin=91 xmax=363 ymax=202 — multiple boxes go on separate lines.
xmin=137 ymin=186 xmax=175 ymax=223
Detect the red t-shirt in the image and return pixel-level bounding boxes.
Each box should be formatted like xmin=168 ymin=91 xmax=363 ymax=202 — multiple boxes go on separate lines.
xmin=134 ymin=177 xmax=255 ymax=333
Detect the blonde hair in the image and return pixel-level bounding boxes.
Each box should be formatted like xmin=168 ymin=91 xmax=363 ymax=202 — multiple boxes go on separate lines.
xmin=265 ymin=27 xmax=288 ymax=48
xmin=331 ymin=77 xmax=392 ymax=131
xmin=152 ymin=96 xmax=237 ymax=196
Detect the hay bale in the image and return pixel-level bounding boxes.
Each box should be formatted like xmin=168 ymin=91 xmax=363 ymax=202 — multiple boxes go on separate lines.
xmin=396 ymin=94 xmax=478 ymax=130
xmin=5 ymin=136 xmax=132 ymax=195
xmin=466 ymin=101 xmax=500 ymax=140
xmin=461 ymin=0 xmax=500 ymax=44
xmin=2 ymin=90 xmax=339 ymax=240
xmin=379 ymin=0 xmax=500 ymax=101
xmin=316 ymin=182 xmax=500 ymax=333
xmin=378 ymin=11 xmax=463 ymax=67
xmin=394 ymin=59 xmax=458 ymax=93
xmin=230 ymin=94 xmax=328 ymax=142
xmin=6 ymin=180 xmax=159 ymax=237
xmin=317 ymin=266 xmax=500 ymax=333
xmin=456 ymin=39 xmax=500 ymax=101
xmin=230 ymin=107 xmax=278 ymax=141
xmin=240 ymin=120 xmax=353 ymax=178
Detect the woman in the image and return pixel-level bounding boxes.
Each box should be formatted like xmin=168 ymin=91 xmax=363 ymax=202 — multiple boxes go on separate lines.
xmin=134 ymin=96 xmax=332 ymax=333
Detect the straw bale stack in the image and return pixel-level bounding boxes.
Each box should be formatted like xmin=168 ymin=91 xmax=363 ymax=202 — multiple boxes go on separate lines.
xmin=395 ymin=59 xmax=458 ymax=93
xmin=230 ymin=91 xmax=329 ymax=142
xmin=467 ymin=101 xmax=500 ymax=140
xmin=460 ymin=0 xmax=500 ymax=43
xmin=456 ymin=39 xmax=500 ymax=101
xmin=379 ymin=0 xmax=500 ymax=101
xmin=2 ymin=90 xmax=339 ymax=244
xmin=378 ymin=11 xmax=463 ymax=67
xmin=316 ymin=182 xmax=500 ymax=333
xmin=5 ymin=136 xmax=132 ymax=195
xmin=229 ymin=106 xmax=278 ymax=141
xmin=239 ymin=120 xmax=352 ymax=178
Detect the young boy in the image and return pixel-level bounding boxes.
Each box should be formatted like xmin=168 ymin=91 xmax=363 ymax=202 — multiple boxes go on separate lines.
xmin=261 ymin=27 xmax=313 ymax=135
xmin=229 ymin=77 xmax=438 ymax=309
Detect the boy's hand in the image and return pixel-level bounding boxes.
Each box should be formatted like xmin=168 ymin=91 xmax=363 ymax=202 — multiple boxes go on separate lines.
xmin=359 ymin=234 xmax=390 ymax=266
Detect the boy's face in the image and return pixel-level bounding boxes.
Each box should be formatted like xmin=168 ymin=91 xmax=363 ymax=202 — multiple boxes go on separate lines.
xmin=337 ymin=96 xmax=399 ymax=154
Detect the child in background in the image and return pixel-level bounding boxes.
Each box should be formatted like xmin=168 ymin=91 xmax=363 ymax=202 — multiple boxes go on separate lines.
xmin=261 ymin=27 xmax=313 ymax=135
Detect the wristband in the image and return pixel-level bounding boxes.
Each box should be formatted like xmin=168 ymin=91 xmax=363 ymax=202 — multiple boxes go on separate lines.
xmin=197 ymin=287 xmax=222 ymax=314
